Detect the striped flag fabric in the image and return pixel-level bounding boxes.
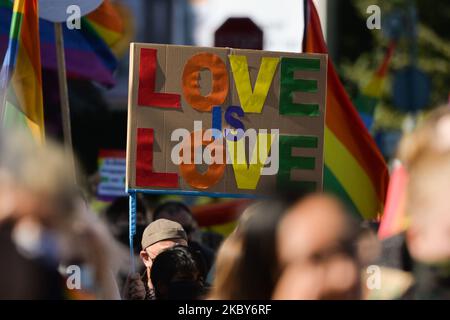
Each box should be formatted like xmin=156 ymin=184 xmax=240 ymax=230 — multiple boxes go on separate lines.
xmin=378 ymin=160 xmax=408 ymax=239
xmin=0 ymin=0 xmax=44 ymax=143
xmin=355 ymin=42 xmax=396 ymax=130
xmin=84 ymin=0 xmax=124 ymax=48
xmin=0 ymin=0 xmax=123 ymax=87
xmin=303 ymin=0 xmax=389 ymax=219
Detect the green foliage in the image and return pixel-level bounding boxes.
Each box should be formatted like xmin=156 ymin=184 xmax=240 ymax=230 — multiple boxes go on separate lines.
xmin=341 ymin=0 xmax=450 ymax=130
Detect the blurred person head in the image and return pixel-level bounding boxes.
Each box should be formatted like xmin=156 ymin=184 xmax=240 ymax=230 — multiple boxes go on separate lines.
xmin=208 ymin=231 xmax=243 ymax=299
xmin=398 ymin=106 xmax=450 ymax=262
xmin=104 ymin=196 xmax=148 ymax=253
xmin=396 ymin=107 xmax=450 ymax=295
xmin=398 ymin=105 xmax=450 ymax=170
xmin=273 ymin=194 xmax=361 ymax=300
xmin=404 ymin=154 xmax=450 ymax=266
xmin=153 ymin=201 xmax=217 ymax=273
xmin=139 ymin=219 xmax=188 ymax=285
xmin=209 ymin=199 xmax=288 ymax=299
xmin=150 ymin=245 xmax=206 ymax=300
xmin=0 ymin=130 xmax=124 ymax=299
xmin=0 ymin=131 xmax=75 ymax=299
xmin=153 ymin=201 xmax=198 ymax=241
xmin=0 ymin=130 xmax=77 ymax=226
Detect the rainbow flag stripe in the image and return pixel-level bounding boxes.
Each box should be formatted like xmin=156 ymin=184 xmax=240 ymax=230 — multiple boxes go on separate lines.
xmin=378 ymin=161 xmax=408 ymax=239
xmin=303 ymin=0 xmax=389 ymax=219
xmin=0 ymin=0 xmax=122 ymax=87
xmin=355 ymin=42 xmax=396 ymax=129
xmin=0 ymin=0 xmax=44 ymax=143
xmin=85 ymin=0 xmax=124 ymax=48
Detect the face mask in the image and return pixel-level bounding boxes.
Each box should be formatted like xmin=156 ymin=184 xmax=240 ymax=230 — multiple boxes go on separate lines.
xmin=13 ymin=221 xmax=60 ymax=266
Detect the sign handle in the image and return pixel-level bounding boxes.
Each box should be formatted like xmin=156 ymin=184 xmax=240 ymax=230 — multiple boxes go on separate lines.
xmin=54 ymin=22 xmax=76 ymax=181
xmin=128 ymin=190 xmax=137 ymax=272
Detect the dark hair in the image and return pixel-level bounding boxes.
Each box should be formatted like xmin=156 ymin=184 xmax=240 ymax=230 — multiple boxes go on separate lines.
xmin=153 ymin=201 xmax=192 ymax=220
xmin=104 ymin=196 xmax=145 ymax=224
xmin=210 ymin=199 xmax=289 ymax=299
xmin=239 ymin=200 xmax=289 ymax=299
xmin=151 ymin=246 xmax=206 ymax=300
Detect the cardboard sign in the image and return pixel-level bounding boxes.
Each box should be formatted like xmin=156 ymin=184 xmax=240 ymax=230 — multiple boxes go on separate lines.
xmin=126 ymin=43 xmax=327 ymax=197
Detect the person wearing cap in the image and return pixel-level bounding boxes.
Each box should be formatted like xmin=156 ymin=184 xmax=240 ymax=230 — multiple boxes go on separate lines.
xmin=152 ymin=201 xmax=216 ymax=273
xmin=123 ymin=219 xmax=188 ymax=300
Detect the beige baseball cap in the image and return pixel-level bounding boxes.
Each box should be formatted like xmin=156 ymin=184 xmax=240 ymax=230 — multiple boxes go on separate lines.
xmin=141 ymin=219 xmax=187 ymax=250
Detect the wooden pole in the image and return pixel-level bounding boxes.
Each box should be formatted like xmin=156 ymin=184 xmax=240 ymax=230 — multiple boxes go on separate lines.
xmin=0 ymin=89 xmax=6 ymax=127
xmin=54 ymin=22 xmax=76 ymax=181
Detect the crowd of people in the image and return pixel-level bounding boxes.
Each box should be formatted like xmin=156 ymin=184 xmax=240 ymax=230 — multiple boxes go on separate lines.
xmin=1 ymin=106 xmax=450 ymax=300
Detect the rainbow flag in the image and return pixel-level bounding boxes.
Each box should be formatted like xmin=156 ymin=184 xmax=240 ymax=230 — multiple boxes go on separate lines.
xmin=303 ymin=0 xmax=389 ymax=219
xmin=0 ymin=0 xmax=44 ymax=143
xmin=355 ymin=42 xmax=396 ymax=130
xmin=0 ymin=0 xmax=123 ymax=87
xmin=85 ymin=0 xmax=124 ymax=48
xmin=378 ymin=161 xmax=408 ymax=239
